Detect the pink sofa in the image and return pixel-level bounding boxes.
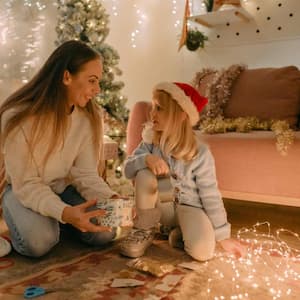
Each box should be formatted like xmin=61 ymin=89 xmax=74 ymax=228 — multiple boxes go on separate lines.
xmin=126 ymin=66 xmax=300 ymax=207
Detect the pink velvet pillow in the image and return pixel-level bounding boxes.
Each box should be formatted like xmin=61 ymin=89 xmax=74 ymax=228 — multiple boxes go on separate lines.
xmin=224 ymin=66 xmax=300 ymax=128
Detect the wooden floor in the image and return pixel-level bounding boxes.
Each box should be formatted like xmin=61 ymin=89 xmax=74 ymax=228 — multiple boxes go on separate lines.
xmin=224 ymin=198 xmax=300 ymax=233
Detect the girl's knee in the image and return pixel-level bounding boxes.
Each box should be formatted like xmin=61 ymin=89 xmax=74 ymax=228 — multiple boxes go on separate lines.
xmin=135 ymin=169 xmax=159 ymax=209
xmin=135 ymin=169 xmax=158 ymax=191
xmin=184 ymin=240 xmax=215 ymax=262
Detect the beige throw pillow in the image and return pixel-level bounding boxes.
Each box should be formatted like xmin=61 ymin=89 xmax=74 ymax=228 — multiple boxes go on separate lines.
xmin=224 ymin=66 xmax=300 ymax=128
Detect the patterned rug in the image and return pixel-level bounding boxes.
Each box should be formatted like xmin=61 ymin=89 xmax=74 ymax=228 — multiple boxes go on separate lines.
xmin=1 ymin=190 xmax=300 ymax=299
xmin=0 ymin=237 xmax=192 ymax=300
xmin=1 ymin=233 xmax=300 ymax=300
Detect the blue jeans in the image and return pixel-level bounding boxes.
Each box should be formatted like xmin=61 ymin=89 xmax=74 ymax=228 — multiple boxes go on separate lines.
xmin=2 ymin=185 xmax=116 ymax=257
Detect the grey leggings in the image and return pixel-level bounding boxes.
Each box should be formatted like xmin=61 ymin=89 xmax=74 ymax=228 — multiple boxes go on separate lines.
xmin=2 ymin=185 xmax=116 ymax=257
xmin=135 ymin=169 xmax=216 ymax=261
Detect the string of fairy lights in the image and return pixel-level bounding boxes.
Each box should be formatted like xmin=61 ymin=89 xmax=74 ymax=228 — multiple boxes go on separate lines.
xmin=199 ymin=222 xmax=300 ymax=299
xmin=0 ymin=0 xmax=55 ymax=100
xmin=130 ymin=3 xmax=147 ymax=49
xmin=103 ymin=0 xmax=183 ymax=48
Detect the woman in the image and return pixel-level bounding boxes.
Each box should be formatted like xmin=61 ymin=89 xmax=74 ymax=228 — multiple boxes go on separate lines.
xmin=120 ymin=82 xmax=245 ymax=261
xmin=0 ymin=40 xmax=118 ymax=257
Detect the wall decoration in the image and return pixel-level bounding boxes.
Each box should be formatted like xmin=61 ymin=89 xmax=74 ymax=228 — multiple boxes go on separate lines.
xmin=179 ymin=0 xmax=208 ymax=51
xmin=178 ymin=0 xmax=190 ymax=51
xmin=189 ymin=0 xmax=300 ymax=47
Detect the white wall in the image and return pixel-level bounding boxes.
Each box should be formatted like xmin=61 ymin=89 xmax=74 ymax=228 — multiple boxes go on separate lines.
xmin=1 ymin=0 xmax=299 ymax=109
xmin=103 ymin=0 xmax=186 ymax=108
xmin=104 ymin=0 xmax=300 ymax=109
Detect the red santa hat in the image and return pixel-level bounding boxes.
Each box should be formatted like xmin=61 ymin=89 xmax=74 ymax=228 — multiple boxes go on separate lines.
xmin=153 ymin=82 xmax=208 ymax=126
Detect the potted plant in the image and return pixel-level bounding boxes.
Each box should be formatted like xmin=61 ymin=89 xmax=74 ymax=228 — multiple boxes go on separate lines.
xmin=186 ymin=28 xmax=208 ymax=51
xmin=204 ymin=0 xmax=214 ymax=12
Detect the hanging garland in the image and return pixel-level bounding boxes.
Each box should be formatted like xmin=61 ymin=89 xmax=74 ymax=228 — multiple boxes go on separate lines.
xmin=192 ymin=65 xmax=295 ymax=155
xmin=199 ymin=116 xmax=294 ymax=156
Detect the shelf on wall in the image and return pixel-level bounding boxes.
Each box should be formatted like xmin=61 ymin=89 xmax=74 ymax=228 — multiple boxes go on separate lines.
xmin=189 ymin=7 xmax=252 ymax=28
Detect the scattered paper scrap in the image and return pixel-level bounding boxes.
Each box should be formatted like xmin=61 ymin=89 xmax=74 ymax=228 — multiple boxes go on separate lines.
xmin=154 ymin=274 xmax=184 ymax=292
xmin=144 ymin=295 xmax=162 ymax=300
xmin=178 ymin=261 xmax=203 ymax=271
xmin=111 ymin=278 xmax=145 ymax=288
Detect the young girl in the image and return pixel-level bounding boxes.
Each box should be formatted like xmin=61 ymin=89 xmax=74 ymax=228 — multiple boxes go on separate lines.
xmin=120 ymin=82 xmax=245 ymax=261
xmin=0 ymin=40 xmax=119 ymax=258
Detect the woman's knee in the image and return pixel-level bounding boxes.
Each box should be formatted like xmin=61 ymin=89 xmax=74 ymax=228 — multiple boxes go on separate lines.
xmin=17 ymin=226 xmax=60 ymax=258
xmin=2 ymin=188 xmax=60 ymax=257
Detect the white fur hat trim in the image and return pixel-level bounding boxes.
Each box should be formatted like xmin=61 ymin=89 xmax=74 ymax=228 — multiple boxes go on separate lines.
xmin=154 ymin=82 xmax=199 ymax=126
xmin=141 ymin=122 xmax=154 ymax=144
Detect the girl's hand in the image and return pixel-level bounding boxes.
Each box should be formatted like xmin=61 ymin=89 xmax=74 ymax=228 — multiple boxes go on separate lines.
xmin=219 ymin=238 xmax=247 ymax=258
xmin=62 ymin=199 xmax=112 ymax=232
xmin=145 ymin=154 xmax=169 ymax=176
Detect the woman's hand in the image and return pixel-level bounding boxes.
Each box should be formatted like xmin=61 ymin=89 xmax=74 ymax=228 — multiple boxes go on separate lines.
xmin=145 ymin=154 xmax=169 ymax=176
xmin=62 ymin=199 xmax=111 ymax=233
xmin=219 ymin=238 xmax=247 ymax=258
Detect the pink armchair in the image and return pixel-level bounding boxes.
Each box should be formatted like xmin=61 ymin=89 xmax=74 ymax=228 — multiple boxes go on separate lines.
xmin=126 ymin=101 xmax=151 ymax=156
xmin=126 ymin=100 xmax=300 ymax=207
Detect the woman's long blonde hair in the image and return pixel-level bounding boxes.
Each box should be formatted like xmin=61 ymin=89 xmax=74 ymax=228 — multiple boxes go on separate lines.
xmin=0 ymin=40 xmax=103 ymax=170
xmin=152 ymin=90 xmax=198 ymax=161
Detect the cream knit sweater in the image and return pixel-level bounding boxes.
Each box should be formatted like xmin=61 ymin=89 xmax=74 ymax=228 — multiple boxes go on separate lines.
xmin=2 ymin=107 xmax=115 ymax=222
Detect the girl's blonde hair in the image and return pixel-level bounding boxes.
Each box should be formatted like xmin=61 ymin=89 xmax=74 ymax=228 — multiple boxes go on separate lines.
xmin=0 ymin=40 xmax=103 ymax=172
xmin=152 ymin=90 xmax=198 ymax=161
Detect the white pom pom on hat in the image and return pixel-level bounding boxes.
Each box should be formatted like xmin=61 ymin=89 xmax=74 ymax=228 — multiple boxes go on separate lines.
xmin=153 ymin=82 xmax=208 ymax=126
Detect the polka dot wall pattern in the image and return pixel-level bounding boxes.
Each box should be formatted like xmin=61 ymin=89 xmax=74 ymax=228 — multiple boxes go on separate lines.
xmin=190 ymin=0 xmax=299 ymax=47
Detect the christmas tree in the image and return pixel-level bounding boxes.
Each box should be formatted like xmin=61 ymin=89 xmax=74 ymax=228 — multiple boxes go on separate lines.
xmin=55 ymin=0 xmax=129 ymax=135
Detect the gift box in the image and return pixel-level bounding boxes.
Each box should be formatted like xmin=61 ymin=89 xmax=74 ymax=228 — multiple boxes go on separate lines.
xmin=96 ymin=198 xmax=133 ymax=227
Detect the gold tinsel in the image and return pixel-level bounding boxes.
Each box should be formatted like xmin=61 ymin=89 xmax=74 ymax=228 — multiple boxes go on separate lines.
xmin=193 ymin=64 xmax=246 ymax=118
xmin=199 ymin=117 xmax=295 ymax=156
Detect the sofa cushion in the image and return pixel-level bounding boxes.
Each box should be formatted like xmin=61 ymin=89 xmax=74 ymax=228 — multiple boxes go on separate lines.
xmin=224 ymin=66 xmax=300 ymax=128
